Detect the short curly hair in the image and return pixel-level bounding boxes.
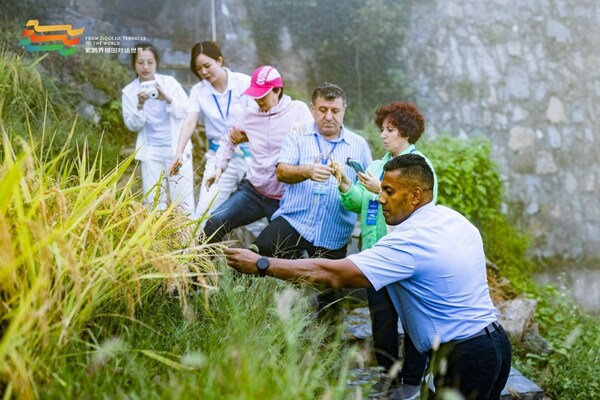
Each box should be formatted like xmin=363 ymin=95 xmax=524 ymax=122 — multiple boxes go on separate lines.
xmin=374 ymin=102 xmax=425 ymax=144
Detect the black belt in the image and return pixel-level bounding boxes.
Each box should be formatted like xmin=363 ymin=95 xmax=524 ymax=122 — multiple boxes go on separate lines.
xmin=453 ymin=321 xmax=501 ymax=344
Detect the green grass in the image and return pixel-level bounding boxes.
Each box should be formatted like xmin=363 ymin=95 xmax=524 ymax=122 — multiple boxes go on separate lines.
xmin=509 ymin=281 xmax=600 ymax=399
xmin=0 ymin=47 xmax=131 ymax=174
xmin=41 ymin=274 xmax=354 ymax=399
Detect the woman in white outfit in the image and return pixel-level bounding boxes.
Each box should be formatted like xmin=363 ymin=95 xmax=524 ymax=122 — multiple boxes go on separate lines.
xmin=173 ymin=41 xmax=251 ymax=223
xmin=121 ymin=42 xmax=194 ymax=214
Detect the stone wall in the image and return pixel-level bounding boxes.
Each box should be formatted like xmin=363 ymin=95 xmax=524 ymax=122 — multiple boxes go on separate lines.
xmin=400 ymin=0 xmax=600 ymax=260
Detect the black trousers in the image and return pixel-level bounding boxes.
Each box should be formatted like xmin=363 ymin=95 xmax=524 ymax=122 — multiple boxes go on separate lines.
xmin=254 ymin=216 xmax=347 ymax=320
xmin=253 ymin=216 xmax=347 ymax=259
xmin=367 ymin=286 xmax=428 ymax=385
xmin=428 ymin=323 xmax=512 ymax=400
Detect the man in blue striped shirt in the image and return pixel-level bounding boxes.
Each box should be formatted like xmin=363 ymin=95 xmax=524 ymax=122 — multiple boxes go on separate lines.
xmin=253 ymin=82 xmax=372 ymax=260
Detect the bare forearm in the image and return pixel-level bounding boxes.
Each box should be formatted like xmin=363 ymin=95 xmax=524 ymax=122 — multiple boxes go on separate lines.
xmin=176 ymin=114 xmax=197 ymax=154
xmin=276 ymin=163 xmax=311 ymax=184
xmin=223 ymin=248 xmax=372 ymax=289
xmin=338 ymin=175 xmax=352 ymax=193
xmin=268 ymin=258 xmax=371 ymax=289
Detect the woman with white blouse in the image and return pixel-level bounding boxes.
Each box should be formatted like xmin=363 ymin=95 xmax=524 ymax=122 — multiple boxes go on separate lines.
xmin=122 ymin=42 xmax=194 ymax=213
xmin=172 ymin=41 xmax=251 ymax=223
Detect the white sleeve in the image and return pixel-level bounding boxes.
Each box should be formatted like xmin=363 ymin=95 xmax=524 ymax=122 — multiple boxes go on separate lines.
xmin=165 ymin=77 xmax=189 ymax=119
xmin=121 ymin=89 xmax=146 ymax=132
xmin=187 ymin=85 xmax=205 ymax=122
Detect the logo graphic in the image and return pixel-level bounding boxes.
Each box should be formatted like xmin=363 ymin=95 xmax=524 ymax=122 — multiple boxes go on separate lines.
xmin=19 ymin=20 xmax=85 ymax=56
xmin=256 ymin=66 xmax=272 ymax=85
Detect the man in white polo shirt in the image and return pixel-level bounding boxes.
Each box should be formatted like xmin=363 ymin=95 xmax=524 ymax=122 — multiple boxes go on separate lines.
xmin=224 ymin=153 xmax=512 ymax=400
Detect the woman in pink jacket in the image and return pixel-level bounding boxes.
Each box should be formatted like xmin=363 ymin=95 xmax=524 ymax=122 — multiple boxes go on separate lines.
xmin=203 ymin=66 xmax=313 ymax=243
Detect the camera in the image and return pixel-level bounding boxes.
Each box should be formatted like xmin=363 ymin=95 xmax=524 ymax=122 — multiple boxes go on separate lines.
xmin=140 ymin=80 xmax=159 ymax=99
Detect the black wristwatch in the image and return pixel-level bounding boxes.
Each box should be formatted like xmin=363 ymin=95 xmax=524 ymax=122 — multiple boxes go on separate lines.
xmin=256 ymin=256 xmax=270 ymax=277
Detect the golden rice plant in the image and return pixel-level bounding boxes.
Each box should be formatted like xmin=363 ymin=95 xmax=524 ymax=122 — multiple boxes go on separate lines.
xmin=0 ymin=126 xmax=217 ymax=399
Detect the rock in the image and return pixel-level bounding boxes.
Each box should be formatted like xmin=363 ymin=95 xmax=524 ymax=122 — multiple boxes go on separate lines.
xmin=521 ymin=323 xmax=551 ymax=356
xmin=511 ymin=106 xmax=529 ymax=122
xmin=546 ymin=18 xmax=572 ymax=43
xmin=535 ymin=152 xmax=558 ymax=174
xmin=545 ymin=96 xmax=567 ymax=124
xmin=342 ymin=306 xmax=404 ymax=342
xmin=508 ymin=126 xmax=535 ymax=151
xmin=497 ymin=295 xmax=537 ymax=341
xmin=81 ymin=83 xmax=110 ymax=106
xmin=500 ymin=367 xmax=545 ymax=399
xmin=546 ymin=126 xmax=562 ymax=149
xmin=564 ymin=173 xmax=577 ymax=194
xmin=505 ymin=69 xmax=530 ymax=99
xmin=526 ymin=202 xmax=539 ymax=215
xmin=76 ymin=102 xmax=101 ymax=125
xmin=506 ymin=41 xmax=522 ymax=57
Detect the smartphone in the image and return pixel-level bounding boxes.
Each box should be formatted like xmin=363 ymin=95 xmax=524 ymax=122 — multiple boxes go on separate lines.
xmin=346 ymin=157 xmax=365 ymax=174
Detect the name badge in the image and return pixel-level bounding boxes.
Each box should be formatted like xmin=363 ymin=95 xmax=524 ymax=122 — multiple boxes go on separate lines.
xmin=366 ymin=199 xmax=379 ymax=226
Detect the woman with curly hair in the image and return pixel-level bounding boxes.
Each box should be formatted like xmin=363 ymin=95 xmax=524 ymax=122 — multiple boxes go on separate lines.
xmin=336 ymin=102 xmax=438 ymax=399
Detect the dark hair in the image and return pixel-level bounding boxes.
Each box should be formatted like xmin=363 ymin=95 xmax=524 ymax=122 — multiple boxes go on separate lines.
xmin=190 ymin=41 xmax=223 ymax=80
xmin=374 ymin=102 xmax=425 ymax=144
xmin=274 ymin=87 xmax=284 ymax=100
xmin=131 ymin=42 xmax=159 ymax=72
xmin=311 ymin=82 xmax=347 ymax=106
xmin=383 ymin=153 xmax=434 ymax=190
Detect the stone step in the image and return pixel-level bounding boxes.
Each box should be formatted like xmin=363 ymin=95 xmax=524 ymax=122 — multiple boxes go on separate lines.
xmin=343 ymin=307 xmax=544 ymax=399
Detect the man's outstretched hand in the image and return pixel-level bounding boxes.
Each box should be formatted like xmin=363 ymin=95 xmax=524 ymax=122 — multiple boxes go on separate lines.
xmin=224 ymin=248 xmax=260 ymax=275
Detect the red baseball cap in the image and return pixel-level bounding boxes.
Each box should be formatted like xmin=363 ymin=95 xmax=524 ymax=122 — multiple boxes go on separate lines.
xmin=243 ymin=66 xmax=283 ymax=99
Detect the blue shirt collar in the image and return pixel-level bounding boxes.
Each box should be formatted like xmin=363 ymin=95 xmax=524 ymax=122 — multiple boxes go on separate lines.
xmin=306 ymin=124 xmax=349 ymax=144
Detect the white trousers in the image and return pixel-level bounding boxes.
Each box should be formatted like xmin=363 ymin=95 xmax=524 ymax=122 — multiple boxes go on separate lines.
xmin=140 ymin=146 xmax=195 ymax=215
xmin=195 ymin=152 xmax=247 ymax=221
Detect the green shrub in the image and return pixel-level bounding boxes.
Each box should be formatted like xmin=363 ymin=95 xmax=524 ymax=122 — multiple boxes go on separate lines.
xmin=419 ymin=135 xmax=502 ymax=225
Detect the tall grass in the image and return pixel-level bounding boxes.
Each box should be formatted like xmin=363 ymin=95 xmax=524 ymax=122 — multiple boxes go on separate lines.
xmin=0 ymin=127 xmax=218 ymax=399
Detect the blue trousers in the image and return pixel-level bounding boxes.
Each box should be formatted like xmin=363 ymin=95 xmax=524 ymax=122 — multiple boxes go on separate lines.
xmin=204 ymin=179 xmax=280 ymax=244
xmin=431 ymin=323 xmax=512 ymax=400
xmin=367 ymin=286 xmax=428 ymax=385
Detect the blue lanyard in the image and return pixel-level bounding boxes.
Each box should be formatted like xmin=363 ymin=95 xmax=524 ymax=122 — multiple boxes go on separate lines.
xmin=314 ymin=134 xmax=339 ymax=165
xmin=212 ymin=90 xmax=232 ymax=120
